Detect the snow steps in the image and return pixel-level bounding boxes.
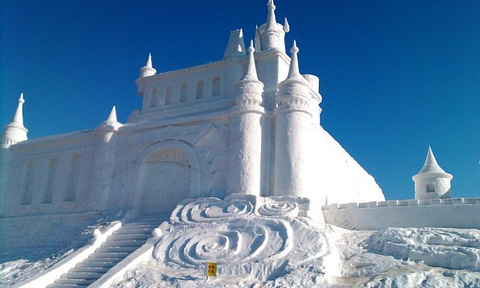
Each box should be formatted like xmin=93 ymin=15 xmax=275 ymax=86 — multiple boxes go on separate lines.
xmin=47 ymin=215 xmax=168 ymax=288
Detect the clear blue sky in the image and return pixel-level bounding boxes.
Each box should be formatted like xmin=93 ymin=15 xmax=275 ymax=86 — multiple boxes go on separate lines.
xmin=1 ymin=0 xmax=479 ymax=200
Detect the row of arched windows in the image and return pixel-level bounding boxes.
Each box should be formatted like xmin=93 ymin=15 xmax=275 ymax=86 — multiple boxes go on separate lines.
xmin=150 ymin=76 xmax=222 ymax=108
xmin=20 ymin=154 xmax=81 ymax=206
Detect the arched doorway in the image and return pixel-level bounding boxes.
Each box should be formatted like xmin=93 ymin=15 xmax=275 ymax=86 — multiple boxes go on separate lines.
xmin=138 ymin=147 xmax=192 ymax=216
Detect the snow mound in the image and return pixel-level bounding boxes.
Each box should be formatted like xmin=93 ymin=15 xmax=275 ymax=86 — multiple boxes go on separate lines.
xmin=363 ymin=270 xmax=480 ymax=288
xmin=367 ymin=227 xmax=480 ymax=272
xmin=154 ymin=195 xmax=329 ymax=281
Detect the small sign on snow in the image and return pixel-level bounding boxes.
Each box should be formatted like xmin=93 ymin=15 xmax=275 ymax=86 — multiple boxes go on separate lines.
xmin=206 ymin=262 xmax=217 ymax=277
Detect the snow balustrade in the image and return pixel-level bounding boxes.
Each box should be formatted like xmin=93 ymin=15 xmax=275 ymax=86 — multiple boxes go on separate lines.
xmin=322 ymin=197 xmax=480 ymax=230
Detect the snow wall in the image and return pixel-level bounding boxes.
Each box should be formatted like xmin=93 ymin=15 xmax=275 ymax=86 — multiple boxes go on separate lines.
xmin=322 ymin=198 xmax=480 ymax=230
xmin=0 ymin=212 xmax=99 ymax=251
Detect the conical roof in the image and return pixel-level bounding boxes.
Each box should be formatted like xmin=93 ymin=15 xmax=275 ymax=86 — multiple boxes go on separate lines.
xmin=413 ymin=147 xmax=452 ymax=181
xmin=418 ymin=147 xmax=446 ymax=174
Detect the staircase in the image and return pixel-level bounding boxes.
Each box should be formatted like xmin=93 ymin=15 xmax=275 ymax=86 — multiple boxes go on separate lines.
xmin=47 ymin=215 xmax=166 ymax=288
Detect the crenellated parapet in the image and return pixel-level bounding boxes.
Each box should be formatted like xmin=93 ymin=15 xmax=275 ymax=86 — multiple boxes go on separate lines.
xmin=322 ymin=198 xmax=480 ymax=230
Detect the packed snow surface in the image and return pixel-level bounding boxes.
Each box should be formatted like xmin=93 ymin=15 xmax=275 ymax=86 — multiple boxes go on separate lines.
xmin=2 ymin=195 xmax=480 ymax=287
xmin=108 ymin=195 xmax=480 ymax=287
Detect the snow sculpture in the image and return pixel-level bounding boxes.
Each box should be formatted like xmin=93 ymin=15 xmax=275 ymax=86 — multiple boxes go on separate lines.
xmin=0 ymin=0 xmax=385 ymax=244
xmin=412 ymin=147 xmax=453 ymax=199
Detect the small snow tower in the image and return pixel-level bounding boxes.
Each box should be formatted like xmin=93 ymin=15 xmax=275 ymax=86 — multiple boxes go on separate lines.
xmin=412 ymin=147 xmax=453 ymax=199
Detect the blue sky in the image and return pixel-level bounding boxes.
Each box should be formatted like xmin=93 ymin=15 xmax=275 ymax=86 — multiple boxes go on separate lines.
xmin=1 ymin=0 xmax=479 ymax=200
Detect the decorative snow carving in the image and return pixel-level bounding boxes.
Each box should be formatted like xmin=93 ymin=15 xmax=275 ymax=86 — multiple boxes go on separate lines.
xmin=154 ymin=194 xmax=328 ymax=280
xmin=171 ymin=195 xmax=256 ymax=224
xmin=258 ymin=197 xmax=300 ymax=217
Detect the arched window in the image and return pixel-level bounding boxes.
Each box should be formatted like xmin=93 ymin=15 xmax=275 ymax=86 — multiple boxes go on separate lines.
xmin=150 ymin=89 xmax=158 ymax=108
xmin=165 ymin=86 xmax=173 ymax=105
xmin=43 ymin=157 xmax=58 ymax=204
xmin=426 ymin=183 xmax=435 ymax=193
xmin=65 ymin=154 xmax=81 ymax=202
xmin=22 ymin=160 xmax=36 ymax=205
xmin=180 ymin=84 xmax=188 ymax=102
xmin=195 ymin=80 xmax=204 ymax=99
xmin=212 ymin=77 xmax=221 ymax=97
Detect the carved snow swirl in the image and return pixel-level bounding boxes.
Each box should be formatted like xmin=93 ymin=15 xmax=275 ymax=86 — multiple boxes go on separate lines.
xmin=171 ymin=195 xmax=255 ymax=223
xmin=258 ymin=198 xmax=299 ymax=217
xmin=155 ymin=218 xmax=292 ymax=269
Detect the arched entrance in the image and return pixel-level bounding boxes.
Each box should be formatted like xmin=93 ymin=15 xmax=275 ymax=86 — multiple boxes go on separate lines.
xmin=133 ymin=141 xmax=200 ymax=216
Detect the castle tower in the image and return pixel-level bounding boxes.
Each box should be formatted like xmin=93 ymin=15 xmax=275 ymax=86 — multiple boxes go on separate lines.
xmin=273 ymin=41 xmax=315 ymax=197
xmin=226 ymin=41 xmax=265 ymax=196
xmin=2 ymin=93 xmax=28 ymax=148
xmin=412 ymin=147 xmax=453 ymax=199
xmin=257 ymin=0 xmax=289 ymax=53
xmin=92 ymin=106 xmax=123 ymax=210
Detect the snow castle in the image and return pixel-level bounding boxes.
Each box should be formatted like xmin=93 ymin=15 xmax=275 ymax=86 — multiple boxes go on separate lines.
xmin=2 ymin=2 xmax=480 ymax=287
xmin=0 ymin=0 xmax=384 ymax=244
xmin=1 ymin=0 xmax=478 ymax=256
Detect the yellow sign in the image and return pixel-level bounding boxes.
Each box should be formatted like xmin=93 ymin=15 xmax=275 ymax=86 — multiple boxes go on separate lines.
xmin=207 ymin=262 xmax=217 ymax=277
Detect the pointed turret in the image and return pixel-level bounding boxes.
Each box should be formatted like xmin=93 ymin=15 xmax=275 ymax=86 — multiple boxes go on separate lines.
xmin=418 ymin=146 xmax=446 ymax=174
xmin=254 ymin=25 xmax=261 ymax=52
xmin=2 ymin=93 xmax=28 ymax=148
xmin=97 ymin=106 xmax=122 ymax=133
xmin=241 ymin=40 xmax=260 ymax=82
xmin=258 ymin=0 xmax=287 ymax=52
xmin=234 ymin=40 xmax=264 ymax=107
xmin=105 ymin=106 xmax=118 ymax=125
xmin=413 ymin=147 xmax=453 ymax=199
xmin=287 ymin=40 xmax=302 ymax=79
xmin=139 ymin=53 xmax=156 ymax=78
xmin=227 ymin=40 xmax=265 ymax=196
xmin=277 ymin=41 xmax=310 ymax=106
xmin=273 ymin=41 xmax=316 ymax=198
xmin=265 ymin=0 xmax=277 ymax=31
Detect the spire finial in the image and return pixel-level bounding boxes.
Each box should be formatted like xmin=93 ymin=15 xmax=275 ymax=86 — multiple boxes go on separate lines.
xmin=284 ymin=17 xmax=290 ymax=33
xmin=287 ymin=40 xmax=301 ymax=78
xmin=139 ymin=53 xmax=156 ymax=78
xmin=424 ymin=146 xmax=439 ymax=168
xmin=98 ymin=105 xmax=122 ymax=132
xmin=146 ymin=53 xmax=153 ymax=68
xmin=106 ymin=106 xmax=118 ymax=124
xmin=241 ymin=40 xmax=259 ymax=81
xmin=12 ymin=93 xmax=25 ymax=125
xmin=265 ymin=0 xmax=277 ymax=31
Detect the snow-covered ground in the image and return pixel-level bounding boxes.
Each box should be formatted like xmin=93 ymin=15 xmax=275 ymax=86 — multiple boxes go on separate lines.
xmin=2 ymin=196 xmax=480 ymax=287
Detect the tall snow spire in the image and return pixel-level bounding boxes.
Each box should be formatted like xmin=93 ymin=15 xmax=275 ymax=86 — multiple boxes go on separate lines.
xmin=241 ymin=40 xmax=259 ymax=81
xmin=12 ymin=93 xmax=25 ymax=125
xmin=2 ymin=93 xmax=28 ymax=148
xmin=139 ymin=53 xmax=156 ymax=78
xmin=265 ymin=0 xmax=277 ymax=31
xmin=259 ymin=0 xmax=286 ymax=52
xmin=287 ymin=40 xmax=301 ymax=78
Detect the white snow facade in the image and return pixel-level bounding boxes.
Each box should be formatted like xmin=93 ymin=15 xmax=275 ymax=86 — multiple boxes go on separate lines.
xmin=0 ymin=1 xmax=387 ymax=250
